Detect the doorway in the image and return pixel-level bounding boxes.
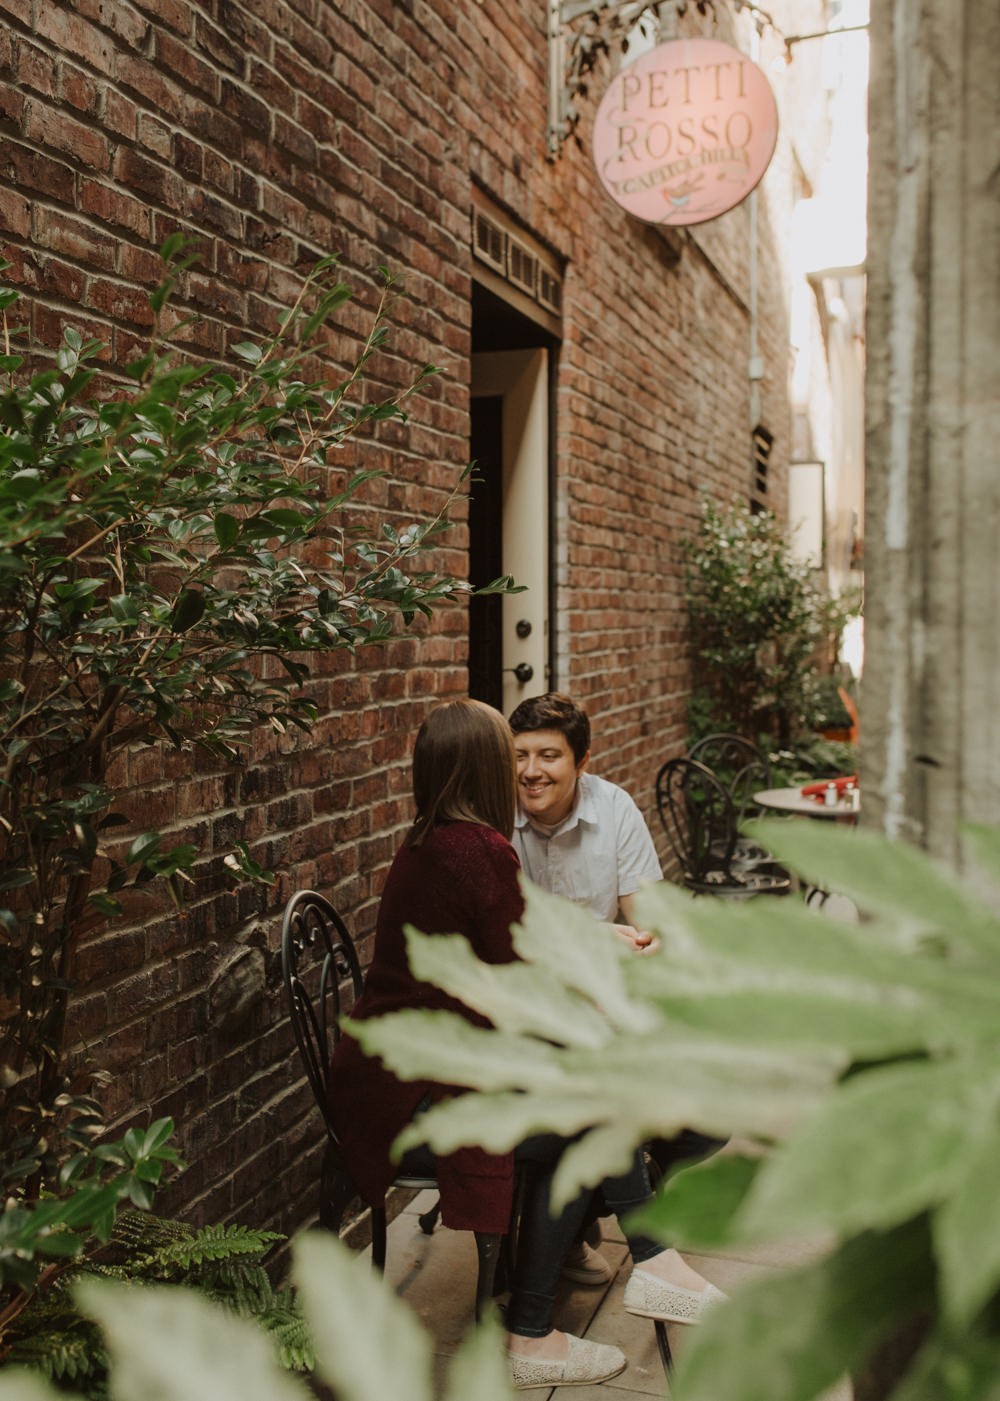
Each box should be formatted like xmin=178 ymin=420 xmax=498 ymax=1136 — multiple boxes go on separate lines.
xmin=469 ymin=336 xmax=551 ymax=718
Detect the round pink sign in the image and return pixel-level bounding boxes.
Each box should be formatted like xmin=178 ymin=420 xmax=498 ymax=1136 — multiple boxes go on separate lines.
xmin=592 ymin=37 xmax=778 ymax=227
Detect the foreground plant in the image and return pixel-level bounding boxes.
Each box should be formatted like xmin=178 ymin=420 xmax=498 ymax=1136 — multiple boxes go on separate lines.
xmin=350 ymin=823 xmax=1000 ymax=1401
xmin=0 ymin=240 xmax=515 ymax=1168
xmin=2 ymin=1206 xmax=307 ymax=1393
xmin=0 ymin=1232 xmax=515 ymax=1401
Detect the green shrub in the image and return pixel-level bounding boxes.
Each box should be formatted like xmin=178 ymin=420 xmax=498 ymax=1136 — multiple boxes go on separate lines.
xmin=0 ymin=239 xmax=516 ymax=1182
xmin=683 ymin=499 xmax=859 ymax=744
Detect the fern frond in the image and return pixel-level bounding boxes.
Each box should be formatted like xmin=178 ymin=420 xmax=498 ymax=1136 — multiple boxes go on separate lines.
xmin=4 ymin=1318 xmax=105 ymax=1384
xmin=201 ymin=1262 xmax=275 ymax=1309
xmin=255 ymin=1288 xmax=315 ymax=1373
xmin=145 ymin=1223 xmax=283 ymax=1273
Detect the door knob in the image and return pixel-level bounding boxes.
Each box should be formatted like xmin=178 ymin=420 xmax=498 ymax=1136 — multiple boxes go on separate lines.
xmin=509 ymin=662 xmax=534 ymax=684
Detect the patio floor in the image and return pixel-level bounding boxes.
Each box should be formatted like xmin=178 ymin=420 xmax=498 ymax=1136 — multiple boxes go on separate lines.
xmin=374 ymin=1189 xmax=854 ymax=1400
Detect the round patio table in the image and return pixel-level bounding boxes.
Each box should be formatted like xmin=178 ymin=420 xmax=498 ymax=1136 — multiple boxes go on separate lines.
xmin=753 ymin=786 xmax=860 ymax=822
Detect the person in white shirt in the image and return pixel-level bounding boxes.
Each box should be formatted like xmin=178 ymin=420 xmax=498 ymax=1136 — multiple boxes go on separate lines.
xmin=508 ymin=692 xmax=662 ymax=944
xmin=508 ymin=693 xmax=719 ymax=1299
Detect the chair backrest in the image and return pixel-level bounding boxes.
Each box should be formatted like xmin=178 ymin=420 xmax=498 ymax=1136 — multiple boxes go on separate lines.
xmin=655 ymin=757 xmax=738 ymax=885
xmin=687 ymin=734 xmax=771 ymax=822
xmin=687 ymin=733 xmax=770 ymax=784
xmin=281 ymin=890 xmax=364 ymax=1144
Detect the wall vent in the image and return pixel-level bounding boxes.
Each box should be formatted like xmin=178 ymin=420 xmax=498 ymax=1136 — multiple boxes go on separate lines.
xmin=507 ymin=236 xmax=537 ymax=298
xmin=751 ymin=424 xmax=773 ymax=510
xmin=472 ymin=198 xmax=562 ymax=324
xmin=474 ymin=209 xmax=506 ymax=275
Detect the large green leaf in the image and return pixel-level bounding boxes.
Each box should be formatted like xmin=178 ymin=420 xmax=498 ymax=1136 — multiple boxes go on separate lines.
xmin=741 ymin=821 xmax=1000 ymax=962
xmin=513 ymin=881 xmax=661 ymax=1032
xmin=933 ymin=1117 xmax=1000 ymax=1326
xmin=75 ymin=1277 xmax=310 ymax=1401
xmin=886 ymin=1329 xmax=1000 ymax=1401
xmin=673 ymin=1218 xmax=935 ymax=1401
xmin=402 ymin=928 xmax=616 ymax=1047
xmin=741 ymin=1057 xmax=1000 ymax=1241
xmin=293 ymin=1231 xmax=433 ymax=1401
xmin=626 ymin=1151 xmax=762 ymax=1249
xmin=632 ymin=880 xmax=1000 ymax=1056
xmin=385 ymin=1022 xmax=842 ymax=1209
xmin=440 ymin=1307 xmax=515 ymax=1401
xmin=345 ymin=1010 xmax=570 ymax=1092
xmin=0 ymin=1375 xmax=61 ymax=1401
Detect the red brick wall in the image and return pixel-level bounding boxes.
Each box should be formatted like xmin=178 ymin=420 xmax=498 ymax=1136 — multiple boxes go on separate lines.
xmin=0 ymin=0 xmax=791 ymax=1234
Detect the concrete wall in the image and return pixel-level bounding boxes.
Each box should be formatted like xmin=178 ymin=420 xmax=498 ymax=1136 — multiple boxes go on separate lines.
xmin=863 ymin=0 xmax=1000 ymax=863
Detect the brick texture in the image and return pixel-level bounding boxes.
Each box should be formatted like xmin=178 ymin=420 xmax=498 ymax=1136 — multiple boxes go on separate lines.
xmin=0 ymin=0 xmax=807 ymax=1238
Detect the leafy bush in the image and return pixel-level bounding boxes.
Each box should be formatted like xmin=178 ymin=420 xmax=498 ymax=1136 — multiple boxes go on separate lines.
xmin=1 ymin=1117 xmax=181 ymax=1298
xmin=0 ymin=239 xmax=515 ymax=1176
xmin=350 ymin=824 xmax=1000 ymax=1401
xmin=2 ymin=1207 xmax=309 ymax=1394
xmin=683 ymin=499 xmax=858 ymax=744
xmin=765 ymin=736 xmax=857 ymax=787
xmin=0 ymin=1232 xmax=516 ymax=1401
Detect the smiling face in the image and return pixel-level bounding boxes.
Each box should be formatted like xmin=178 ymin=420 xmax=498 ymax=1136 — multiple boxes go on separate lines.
xmin=513 ymin=728 xmax=590 ymax=828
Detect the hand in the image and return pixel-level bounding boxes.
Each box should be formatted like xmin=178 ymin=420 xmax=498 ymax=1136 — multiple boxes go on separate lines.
xmin=610 ymin=923 xmax=658 ymax=953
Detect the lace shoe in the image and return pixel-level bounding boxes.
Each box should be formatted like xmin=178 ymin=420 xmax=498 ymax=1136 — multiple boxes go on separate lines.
xmin=560 ymin=1241 xmax=614 ymax=1286
xmin=508 ymin=1334 xmax=627 ymax=1390
xmin=623 ymin=1267 xmax=728 ymax=1325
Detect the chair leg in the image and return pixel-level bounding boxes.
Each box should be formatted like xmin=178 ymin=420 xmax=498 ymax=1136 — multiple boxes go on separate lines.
xmin=371 ymin=1206 xmax=388 ymax=1272
xmin=654 ymin=1320 xmax=674 ymax=1375
xmin=418 ymin=1197 xmax=442 ymax=1235
xmin=473 ymin=1231 xmax=504 ymax=1322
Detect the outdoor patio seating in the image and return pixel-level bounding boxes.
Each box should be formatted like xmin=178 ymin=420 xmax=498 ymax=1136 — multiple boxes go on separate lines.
xmin=280 ymin=889 xmax=514 ymax=1319
xmin=655 ymin=757 xmax=791 ymax=897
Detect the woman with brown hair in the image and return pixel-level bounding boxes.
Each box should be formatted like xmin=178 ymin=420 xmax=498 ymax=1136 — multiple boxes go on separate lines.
xmin=328 ymin=699 xmax=723 ymax=1391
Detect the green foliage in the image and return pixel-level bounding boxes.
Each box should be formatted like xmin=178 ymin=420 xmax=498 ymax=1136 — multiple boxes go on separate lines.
xmin=683 ymin=498 xmax=859 ymax=743
xmin=0 ymin=1117 xmax=182 ymax=1296
xmin=766 ymin=735 xmax=858 ymax=787
xmin=0 ymin=1232 xmax=516 ymax=1401
xmin=350 ymin=824 xmax=1000 ymax=1401
xmin=0 ymin=242 xmax=516 ymax=1172
xmin=2 ymin=1207 xmax=307 ymax=1393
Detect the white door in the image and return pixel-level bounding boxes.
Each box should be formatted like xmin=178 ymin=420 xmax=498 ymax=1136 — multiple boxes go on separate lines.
xmin=470 ymin=348 xmax=549 ymax=716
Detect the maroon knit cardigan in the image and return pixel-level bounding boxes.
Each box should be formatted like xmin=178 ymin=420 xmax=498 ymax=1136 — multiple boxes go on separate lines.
xmin=328 ymin=821 xmax=523 ymax=1233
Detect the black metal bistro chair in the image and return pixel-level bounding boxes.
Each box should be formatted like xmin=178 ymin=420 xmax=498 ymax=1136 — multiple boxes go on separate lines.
xmin=280 ymin=889 xmax=513 ymax=1319
xmin=655 ymin=758 xmax=790 ymax=897
xmin=686 ymin=733 xmax=771 ymax=789
xmin=685 ymin=735 xmax=788 ymax=881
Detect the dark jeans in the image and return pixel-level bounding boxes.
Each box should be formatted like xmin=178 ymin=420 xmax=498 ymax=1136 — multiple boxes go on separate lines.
xmin=401 ymin=1130 xmax=663 ymax=1339
xmin=505 ymin=1133 xmax=663 ymax=1337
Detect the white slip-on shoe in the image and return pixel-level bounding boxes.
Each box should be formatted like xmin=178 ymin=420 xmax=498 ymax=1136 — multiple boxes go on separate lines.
xmin=623 ymin=1267 xmax=728 ymax=1324
xmin=560 ymin=1241 xmax=614 ymax=1286
xmin=509 ymin=1334 xmax=627 ymax=1390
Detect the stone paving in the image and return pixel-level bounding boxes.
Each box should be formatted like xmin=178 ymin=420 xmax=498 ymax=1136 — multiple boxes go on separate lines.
xmin=376 ymin=1189 xmax=853 ymax=1400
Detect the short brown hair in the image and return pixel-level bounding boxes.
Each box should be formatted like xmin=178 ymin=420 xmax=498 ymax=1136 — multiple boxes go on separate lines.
xmin=508 ymin=692 xmax=591 ymax=765
xmin=407 ymin=699 xmax=517 ymax=846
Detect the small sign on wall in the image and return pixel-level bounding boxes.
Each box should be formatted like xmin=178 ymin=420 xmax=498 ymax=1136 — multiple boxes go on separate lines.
xmin=591 ymin=37 xmax=779 ymax=227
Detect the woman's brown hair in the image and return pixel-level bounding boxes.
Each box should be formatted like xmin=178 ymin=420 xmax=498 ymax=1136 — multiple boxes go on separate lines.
xmin=407 ymin=699 xmax=517 ymax=846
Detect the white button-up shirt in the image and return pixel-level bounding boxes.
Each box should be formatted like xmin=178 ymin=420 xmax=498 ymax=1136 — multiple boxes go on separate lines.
xmin=512 ymin=772 xmax=662 ymax=921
